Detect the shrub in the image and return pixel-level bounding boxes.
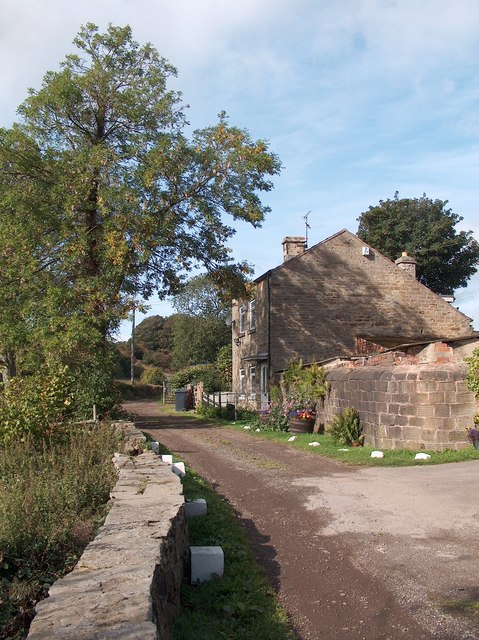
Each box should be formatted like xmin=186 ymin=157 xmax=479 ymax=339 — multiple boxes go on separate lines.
xmin=0 ymin=365 xmax=76 ymax=444
xmin=170 ymin=364 xmax=219 ymax=392
xmin=140 ymin=367 xmax=165 ymax=386
xmin=466 ymin=348 xmax=479 ymax=400
xmin=328 ymin=408 xmax=364 ymax=446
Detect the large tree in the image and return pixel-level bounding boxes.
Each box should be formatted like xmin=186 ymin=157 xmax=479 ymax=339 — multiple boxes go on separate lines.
xmin=0 ymin=23 xmax=280 ymax=383
xmin=170 ymin=275 xmax=231 ymax=369
xmin=357 ymin=192 xmax=479 ymax=294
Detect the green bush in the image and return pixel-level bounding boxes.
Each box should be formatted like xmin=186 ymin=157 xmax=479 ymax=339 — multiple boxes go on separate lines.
xmin=170 ymin=364 xmax=219 ymax=392
xmin=328 ymin=408 xmax=364 ymax=446
xmin=140 ymin=367 xmax=165 ymax=385
xmin=195 ymin=403 xmax=236 ymax=421
xmin=466 ymin=348 xmax=479 ymax=400
xmin=0 ymin=360 xmax=120 ymax=445
xmin=114 ymin=380 xmax=162 ymax=400
xmin=0 ymin=365 xmax=76 ymax=444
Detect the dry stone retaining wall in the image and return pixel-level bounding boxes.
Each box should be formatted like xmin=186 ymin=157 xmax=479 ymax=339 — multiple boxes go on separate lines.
xmin=321 ymin=364 xmax=476 ymax=450
xmin=27 ymin=424 xmax=188 ymax=640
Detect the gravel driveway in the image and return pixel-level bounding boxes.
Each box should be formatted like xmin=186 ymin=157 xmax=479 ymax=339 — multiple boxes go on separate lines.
xmin=125 ymin=401 xmax=479 ymax=640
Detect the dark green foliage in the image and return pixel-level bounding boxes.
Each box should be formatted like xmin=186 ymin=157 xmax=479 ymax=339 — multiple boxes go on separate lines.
xmin=140 ymin=367 xmax=166 ymax=385
xmin=134 ymin=315 xmax=175 ymax=352
xmin=171 ymin=314 xmax=230 ymax=369
xmin=170 ymin=364 xmax=219 ymax=392
xmin=0 ymin=361 xmax=120 ymax=445
xmin=357 ymin=192 xmax=479 ymax=294
xmin=215 ymin=344 xmax=233 ymax=390
xmin=329 ymin=408 xmax=364 ymax=446
xmin=172 ymin=274 xmax=232 ymax=318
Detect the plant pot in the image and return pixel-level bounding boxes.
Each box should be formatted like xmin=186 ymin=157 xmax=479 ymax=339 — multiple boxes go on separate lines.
xmin=289 ymin=417 xmax=315 ymax=434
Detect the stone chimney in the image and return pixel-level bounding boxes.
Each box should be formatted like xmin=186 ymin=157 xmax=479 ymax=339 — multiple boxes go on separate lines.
xmin=395 ymin=251 xmax=417 ymax=278
xmin=282 ymin=236 xmax=306 ymax=262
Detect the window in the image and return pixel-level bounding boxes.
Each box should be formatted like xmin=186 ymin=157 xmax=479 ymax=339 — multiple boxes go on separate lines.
xmin=239 ymin=304 xmax=246 ymax=333
xmin=249 ymin=365 xmax=256 ymax=390
xmin=239 ymin=368 xmax=246 ymax=395
xmin=249 ymin=299 xmax=256 ymax=331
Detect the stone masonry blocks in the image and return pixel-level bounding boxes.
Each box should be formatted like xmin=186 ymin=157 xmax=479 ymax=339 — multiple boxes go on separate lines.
xmin=27 ymin=448 xmax=188 ymax=640
xmin=323 ymin=364 xmax=475 ymax=451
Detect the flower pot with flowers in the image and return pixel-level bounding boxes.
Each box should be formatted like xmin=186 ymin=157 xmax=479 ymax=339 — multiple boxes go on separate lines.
xmin=287 ymin=402 xmax=317 ymax=433
xmin=282 ymin=360 xmax=330 ymax=433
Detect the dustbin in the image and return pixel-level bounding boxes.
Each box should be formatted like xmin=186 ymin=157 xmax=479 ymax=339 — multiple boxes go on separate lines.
xmin=175 ymin=389 xmax=187 ymax=411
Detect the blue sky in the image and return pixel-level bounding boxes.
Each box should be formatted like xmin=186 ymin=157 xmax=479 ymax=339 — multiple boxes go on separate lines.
xmin=1 ymin=0 xmax=478 ymax=338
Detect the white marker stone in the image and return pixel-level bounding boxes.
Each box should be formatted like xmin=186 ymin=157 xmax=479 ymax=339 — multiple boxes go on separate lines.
xmin=190 ymin=546 xmax=224 ymax=583
xmin=308 ymin=441 xmax=320 ymax=447
xmin=415 ymin=453 xmax=431 ymax=460
xmin=371 ymin=451 xmax=384 ymax=458
xmin=287 ymin=435 xmax=296 ymax=441
xmin=243 ymin=425 xmax=251 ymax=430
xmin=172 ymin=461 xmax=186 ymax=477
xmin=185 ymin=498 xmax=207 ymax=518
xmin=161 ymin=454 xmax=173 ymax=464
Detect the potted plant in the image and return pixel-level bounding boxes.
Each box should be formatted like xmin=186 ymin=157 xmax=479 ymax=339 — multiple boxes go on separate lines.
xmin=286 ymin=399 xmax=317 ymax=433
xmin=282 ymin=360 xmax=329 ymax=433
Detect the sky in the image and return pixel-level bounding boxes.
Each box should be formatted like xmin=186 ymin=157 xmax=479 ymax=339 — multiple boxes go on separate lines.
xmin=1 ymin=0 xmax=478 ymax=339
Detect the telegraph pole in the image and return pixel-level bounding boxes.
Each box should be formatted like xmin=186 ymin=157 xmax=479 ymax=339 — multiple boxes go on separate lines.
xmin=130 ymin=303 xmax=136 ymax=384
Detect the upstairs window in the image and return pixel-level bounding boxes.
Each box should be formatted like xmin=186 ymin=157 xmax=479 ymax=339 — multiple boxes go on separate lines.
xmin=249 ymin=299 xmax=256 ymax=331
xmin=239 ymin=303 xmax=246 ymax=333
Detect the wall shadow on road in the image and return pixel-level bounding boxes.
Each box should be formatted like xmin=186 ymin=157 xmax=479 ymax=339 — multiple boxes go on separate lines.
xmin=143 ymin=441 xmax=284 ymax=598
xmin=235 ymin=512 xmax=282 ymax=594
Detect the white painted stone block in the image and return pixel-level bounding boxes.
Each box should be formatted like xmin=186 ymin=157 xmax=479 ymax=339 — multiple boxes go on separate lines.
xmin=371 ymin=450 xmax=384 ymax=458
xmin=161 ymin=454 xmax=173 ymax=464
xmin=172 ymin=461 xmax=186 ymax=477
xmin=308 ymin=441 xmax=320 ymax=447
xmin=185 ymin=498 xmax=207 ymax=518
xmin=415 ymin=453 xmax=431 ymax=460
xmin=190 ymin=546 xmax=224 ymax=583
xmin=287 ymin=436 xmax=296 ymax=441
xmin=243 ymin=425 xmax=251 ymax=430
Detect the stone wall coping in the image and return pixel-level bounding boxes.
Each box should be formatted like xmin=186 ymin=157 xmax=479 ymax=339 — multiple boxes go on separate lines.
xmin=27 ymin=427 xmax=188 ymax=640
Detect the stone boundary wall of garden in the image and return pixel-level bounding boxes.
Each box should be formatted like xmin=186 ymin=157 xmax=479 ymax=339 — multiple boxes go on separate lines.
xmin=320 ymin=364 xmax=476 ymax=450
xmin=27 ymin=423 xmax=188 ymax=640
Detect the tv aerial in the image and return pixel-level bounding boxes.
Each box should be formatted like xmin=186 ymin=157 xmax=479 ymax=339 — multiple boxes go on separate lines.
xmin=303 ymin=211 xmax=311 ymax=247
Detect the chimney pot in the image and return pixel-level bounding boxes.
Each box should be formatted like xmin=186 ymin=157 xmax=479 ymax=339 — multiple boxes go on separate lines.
xmin=282 ymin=236 xmax=306 ymax=262
xmin=395 ymin=252 xmax=417 ymax=278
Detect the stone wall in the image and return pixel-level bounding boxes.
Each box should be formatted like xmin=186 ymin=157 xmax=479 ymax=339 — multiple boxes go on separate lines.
xmin=320 ymin=364 xmax=476 ymax=450
xmin=27 ymin=427 xmax=188 ymax=640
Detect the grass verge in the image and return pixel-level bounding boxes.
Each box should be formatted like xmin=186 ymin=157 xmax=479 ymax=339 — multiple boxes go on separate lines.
xmin=137 ymin=403 xmax=479 ymax=466
xmin=163 ymin=448 xmax=296 ymax=640
xmin=224 ymin=420 xmax=479 ymax=466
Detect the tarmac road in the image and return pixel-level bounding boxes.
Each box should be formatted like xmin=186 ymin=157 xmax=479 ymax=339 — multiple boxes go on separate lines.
xmin=125 ymin=401 xmax=479 ymax=640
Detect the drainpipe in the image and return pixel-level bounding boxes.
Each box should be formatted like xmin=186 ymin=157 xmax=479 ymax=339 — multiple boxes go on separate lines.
xmin=267 ymin=272 xmax=271 ymax=391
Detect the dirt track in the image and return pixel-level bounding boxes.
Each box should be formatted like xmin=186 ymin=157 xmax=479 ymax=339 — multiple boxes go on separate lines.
xmin=124 ymin=401 xmax=479 ymax=640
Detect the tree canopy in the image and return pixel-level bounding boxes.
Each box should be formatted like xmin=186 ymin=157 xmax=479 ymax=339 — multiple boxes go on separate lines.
xmin=0 ymin=23 xmax=280 ymax=397
xmin=357 ymin=192 xmax=479 ymax=294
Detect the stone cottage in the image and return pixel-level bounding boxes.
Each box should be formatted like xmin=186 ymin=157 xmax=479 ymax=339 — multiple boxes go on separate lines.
xmin=231 ymin=229 xmax=475 ymax=413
